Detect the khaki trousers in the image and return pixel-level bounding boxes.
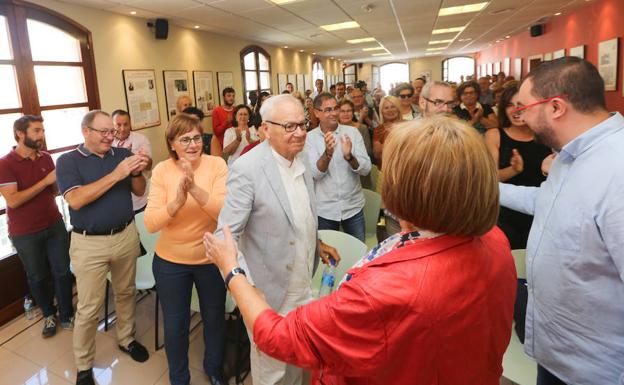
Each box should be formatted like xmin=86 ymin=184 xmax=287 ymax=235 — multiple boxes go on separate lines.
xmin=70 ymin=223 xmax=140 ymax=370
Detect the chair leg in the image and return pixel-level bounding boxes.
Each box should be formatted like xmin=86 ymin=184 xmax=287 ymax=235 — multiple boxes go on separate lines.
xmin=104 ymin=280 xmax=110 ymax=331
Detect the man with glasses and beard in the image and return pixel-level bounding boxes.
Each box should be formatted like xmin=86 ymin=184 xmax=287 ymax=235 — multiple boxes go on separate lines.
xmin=0 ymin=115 xmax=74 ymax=339
xmin=499 ymin=57 xmax=624 ymax=385
xmin=419 ymin=81 xmax=458 ymax=118
xmin=56 ymin=110 xmax=151 ymax=385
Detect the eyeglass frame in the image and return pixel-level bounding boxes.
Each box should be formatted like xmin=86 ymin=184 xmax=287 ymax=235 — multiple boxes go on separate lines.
xmin=176 ymin=134 xmax=203 ymax=147
xmin=314 ymin=106 xmax=341 ymax=114
xmin=265 ymin=120 xmax=308 ymax=133
xmin=513 ymin=94 xmax=567 ymax=115
xmin=423 ymin=97 xmax=457 ymax=109
xmin=398 ymin=93 xmax=414 ymax=99
xmin=87 ymin=126 xmax=117 ymax=137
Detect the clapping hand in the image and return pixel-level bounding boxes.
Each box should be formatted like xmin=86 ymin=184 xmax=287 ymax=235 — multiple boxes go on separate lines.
xmin=341 ymin=135 xmax=353 ymax=159
xmin=510 ymin=149 xmax=524 ymax=174
xmin=323 ymin=131 xmax=336 ymax=158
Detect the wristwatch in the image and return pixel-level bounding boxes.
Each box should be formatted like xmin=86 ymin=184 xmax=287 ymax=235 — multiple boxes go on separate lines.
xmin=224 ymin=267 xmax=246 ymax=289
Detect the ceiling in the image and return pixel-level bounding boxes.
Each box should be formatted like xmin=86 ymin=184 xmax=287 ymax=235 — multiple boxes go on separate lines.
xmin=57 ymin=0 xmax=592 ymax=62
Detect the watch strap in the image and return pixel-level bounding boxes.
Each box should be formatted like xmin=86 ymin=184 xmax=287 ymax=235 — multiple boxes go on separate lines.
xmin=224 ymin=267 xmax=246 ymax=289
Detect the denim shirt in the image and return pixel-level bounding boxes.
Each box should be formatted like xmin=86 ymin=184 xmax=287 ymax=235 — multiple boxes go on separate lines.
xmin=499 ymin=112 xmax=624 ymax=384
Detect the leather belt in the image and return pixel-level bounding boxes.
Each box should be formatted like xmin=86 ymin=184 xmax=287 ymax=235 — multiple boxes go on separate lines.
xmin=73 ymin=220 xmax=133 ymax=236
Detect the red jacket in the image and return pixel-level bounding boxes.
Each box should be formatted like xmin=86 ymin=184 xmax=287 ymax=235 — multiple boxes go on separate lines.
xmin=254 ymin=227 xmax=516 ymax=385
xmin=211 ymin=106 xmax=233 ymax=146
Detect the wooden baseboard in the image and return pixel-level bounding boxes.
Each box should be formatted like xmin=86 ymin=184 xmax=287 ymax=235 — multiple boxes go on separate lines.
xmin=0 ymin=298 xmax=25 ymax=327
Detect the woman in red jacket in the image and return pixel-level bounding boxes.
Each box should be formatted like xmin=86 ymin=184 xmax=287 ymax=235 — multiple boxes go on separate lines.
xmin=204 ymin=116 xmax=517 ymax=385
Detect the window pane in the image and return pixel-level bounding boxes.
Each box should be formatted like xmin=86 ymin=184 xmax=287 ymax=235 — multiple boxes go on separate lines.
xmin=260 ymin=72 xmax=270 ymax=89
xmin=41 ymin=107 xmax=88 ymax=150
xmin=0 ymin=16 xmax=12 ymax=60
xmin=0 ymin=65 xmax=21 ymax=109
xmin=243 ymin=52 xmax=255 ymax=70
xmin=245 ymin=71 xmax=257 ymax=91
xmin=0 ymin=214 xmax=16 ymax=260
xmin=0 ymin=113 xmax=21 ymax=156
xmin=27 ymin=19 xmax=82 ymax=62
xmin=34 ymin=66 xmax=87 ymax=106
xmin=259 ymin=53 xmax=269 ymax=71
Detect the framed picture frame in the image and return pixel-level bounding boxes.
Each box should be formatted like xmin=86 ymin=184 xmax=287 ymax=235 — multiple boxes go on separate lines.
xmin=121 ymin=69 xmax=161 ymax=129
xmin=216 ymin=71 xmax=234 ymax=104
xmin=543 ymin=52 xmax=553 ymax=61
xmin=528 ymin=54 xmax=543 ymax=71
xmin=493 ymin=61 xmax=501 ymax=74
xmin=304 ymin=74 xmax=312 ymax=92
xmin=598 ymin=38 xmax=618 ymax=91
xmin=570 ymin=45 xmax=585 ymax=59
xmin=287 ymin=73 xmax=296 ymax=89
xmin=503 ymin=57 xmax=511 ymax=76
xmin=192 ymin=71 xmax=214 ymax=117
xmin=296 ymin=73 xmax=305 ymax=94
xmin=163 ymin=70 xmax=190 ymax=119
xmin=514 ymin=58 xmax=522 ymax=80
xmin=277 ymin=73 xmax=287 ymax=93
xmin=553 ymin=49 xmax=565 ymax=59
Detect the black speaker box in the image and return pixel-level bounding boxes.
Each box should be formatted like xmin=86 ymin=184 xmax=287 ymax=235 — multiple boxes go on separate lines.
xmin=155 ymin=18 xmax=168 ymax=40
xmin=530 ymin=24 xmax=544 ymax=37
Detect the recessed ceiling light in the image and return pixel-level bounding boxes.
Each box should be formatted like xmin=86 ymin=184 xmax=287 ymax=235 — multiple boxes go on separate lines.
xmin=299 ymin=49 xmax=304 ymax=52
xmin=347 ymin=37 xmax=376 ymax=44
xmin=362 ymin=47 xmax=385 ymax=51
xmin=130 ymin=11 xmax=137 ymax=15
xmin=372 ymin=53 xmax=392 ymax=56
xmin=432 ymin=26 xmax=465 ymax=35
xmin=458 ymin=38 xmax=472 ymax=42
xmin=330 ymin=56 xmax=335 ymax=59
xmin=496 ymin=39 xmax=501 ymax=43
xmin=505 ymin=35 xmax=510 ymax=38
xmin=429 ymin=39 xmax=453 ymax=45
xmin=438 ymin=2 xmax=488 ymax=16
xmin=283 ymin=45 xmax=288 ymax=48
xmin=269 ymin=0 xmax=301 ymax=4
xmin=194 ymin=25 xmax=200 ymax=29
xmin=554 ymin=12 xmax=562 ymax=15
xmin=320 ymin=21 xmax=360 ymax=31
xmin=312 ymin=52 xmax=316 ymax=55
xmin=425 ymin=52 xmax=437 ymax=56
xmin=426 ymin=47 xmax=446 ymax=51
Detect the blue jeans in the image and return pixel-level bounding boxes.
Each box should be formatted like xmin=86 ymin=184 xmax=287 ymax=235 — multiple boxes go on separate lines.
xmin=153 ymin=254 xmax=226 ymax=385
xmin=318 ymin=209 xmax=365 ymax=242
xmin=10 ymin=219 xmax=73 ymax=320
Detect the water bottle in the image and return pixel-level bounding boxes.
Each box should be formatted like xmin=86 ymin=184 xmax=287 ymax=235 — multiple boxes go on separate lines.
xmin=318 ymin=258 xmax=337 ymax=298
xmin=24 ymin=296 xmax=35 ymax=320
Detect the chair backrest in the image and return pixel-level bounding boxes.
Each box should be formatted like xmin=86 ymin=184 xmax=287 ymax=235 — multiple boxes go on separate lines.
xmin=135 ymin=252 xmax=155 ymax=290
xmin=511 ymin=249 xmax=526 ymax=280
xmin=134 ymin=211 xmax=160 ymax=254
xmin=362 ymin=189 xmax=381 ymax=236
xmin=369 ymin=164 xmax=380 ymax=192
xmin=312 ymin=230 xmax=368 ymax=294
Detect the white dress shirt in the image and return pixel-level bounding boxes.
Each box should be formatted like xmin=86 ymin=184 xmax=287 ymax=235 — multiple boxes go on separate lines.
xmin=304 ymin=124 xmax=371 ymax=221
xmin=113 ymin=131 xmax=152 ymax=210
xmin=223 ymin=126 xmax=259 ymax=166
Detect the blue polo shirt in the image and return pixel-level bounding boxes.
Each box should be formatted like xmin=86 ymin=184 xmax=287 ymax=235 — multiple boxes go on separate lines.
xmin=56 ymin=144 xmax=134 ymax=233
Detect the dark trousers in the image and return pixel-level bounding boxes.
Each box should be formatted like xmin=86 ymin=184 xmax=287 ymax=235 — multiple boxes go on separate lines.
xmin=318 ymin=209 xmax=366 ymax=242
xmin=10 ymin=219 xmax=73 ymax=320
xmin=153 ymin=254 xmax=226 ymax=385
xmin=537 ymin=365 xmax=567 ymax=385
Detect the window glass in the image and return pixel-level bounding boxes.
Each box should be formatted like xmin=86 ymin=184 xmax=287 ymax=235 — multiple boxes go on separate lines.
xmin=243 ymin=52 xmax=255 ymax=70
xmin=0 ymin=16 xmax=12 ymax=60
xmin=380 ymin=63 xmax=409 ymax=94
xmin=0 ymin=113 xmax=22 ymax=156
xmin=41 ymin=106 xmax=89 ymax=149
xmin=0 ymin=65 xmax=21 ymax=109
xmin=260 ymin=72 xmax=270 ymax=89
xmin=443 ymin=57 xmax=475 ymax=83
xmin=27 ymin=19 xmax=82 ymax=62
xmin=34 ymin=66 xmax=87 ymax=106
xmin=245 ymin=70 xmax=257 ymax=91
xmin=258 ymin=53 xmax=269 ymax=71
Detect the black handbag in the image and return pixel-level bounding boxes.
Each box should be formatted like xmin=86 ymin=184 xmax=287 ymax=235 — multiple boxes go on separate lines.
xmin=222 ymin=307 xmax=251 ymax=384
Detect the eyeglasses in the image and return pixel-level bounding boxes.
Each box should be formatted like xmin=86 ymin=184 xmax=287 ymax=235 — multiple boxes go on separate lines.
xmin=423 ymin=97 xmax=457 ymax=108
xmin=339 ymin=109 xmax=354 ymax=114
xmin=177 ymin=135 xmax=203 ymax=147
xmin=513 ymin=95 xmax=566 ymax=115
xmin=88 ymin=126 xmax=117 ymax=137
xmin=315 ymin=106 xmax=340 ymax=113
xmin=266 ymin=120 xmax=308 ymax=133
xmin=398 ymin=93 xmax=414 ymax=99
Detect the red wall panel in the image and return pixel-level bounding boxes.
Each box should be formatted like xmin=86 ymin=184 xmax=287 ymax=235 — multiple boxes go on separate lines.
xmin=476 ymin=0 xmax=624 ymax=112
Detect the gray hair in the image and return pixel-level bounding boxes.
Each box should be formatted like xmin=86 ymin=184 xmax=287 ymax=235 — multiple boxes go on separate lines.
xmin=421 ymin=81 xmax=453 ymax=99
xmin=81 ymin=110 xmax=110 ymax=128
xmin=259 ymin=94 xmax=303 ymax=122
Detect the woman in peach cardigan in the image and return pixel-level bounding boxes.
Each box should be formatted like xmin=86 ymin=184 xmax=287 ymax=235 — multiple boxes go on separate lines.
xmin=144 ymin=113 xmax=227 ymax=385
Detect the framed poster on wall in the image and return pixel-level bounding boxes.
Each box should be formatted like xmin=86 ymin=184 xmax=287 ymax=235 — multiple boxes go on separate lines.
xmin=163 ymin=70 xmax=190 ymax=119
xmin=304 ymin=74 xmax=311 ymax=92
xmin=493 ymin=61 xmax=500 ymax=74
xmin=503 ymin=57 xmax=510 ymax=76
xmin=277 ymin=73 xmax=287 ymax=93
xmin=192 ymin=71 xmax=214 ymax=117
xmin=570 ymin=45 xmax=585 ymax=59
xmin=514 ymin=58 xmax=522 ymax=80
xmin=216 ymin=71 xmax=234 ymax=104
xmin=122 ymin=69 xmax=160 ymax=129
xmin=553 ymin=49 xmax=565 ymax=59
xmin=598 ymin=38 xmax=618 ymax=91
xmin=287 ymin=73 xmax=296 ymax=88
xmin=296 ymin=73 xmax=305 ymax=94
xmin=543 ymin=52 xmax=553 ymax=61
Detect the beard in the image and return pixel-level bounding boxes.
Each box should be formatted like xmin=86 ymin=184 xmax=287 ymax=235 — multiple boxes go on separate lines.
xmin=531 ymin=109 xmax=560 ymax=150
xmin=24 ymin=135 xmax=43 ymax=150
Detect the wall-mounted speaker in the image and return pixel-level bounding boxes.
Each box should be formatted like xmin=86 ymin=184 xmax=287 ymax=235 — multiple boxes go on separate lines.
xmin=530 ymin=24 xmax=544 ymax=37
xmin=155 ymin=18 xmax=168 ymax=40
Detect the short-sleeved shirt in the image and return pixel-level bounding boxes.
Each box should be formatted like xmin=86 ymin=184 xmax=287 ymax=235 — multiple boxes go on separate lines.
xmin=56 ymin=144 xmax=134 ymax=233
xmin=0 ymin=149 xmax=62 ymax=236
xmin=113 ymin=131 xmax=152 ymax=210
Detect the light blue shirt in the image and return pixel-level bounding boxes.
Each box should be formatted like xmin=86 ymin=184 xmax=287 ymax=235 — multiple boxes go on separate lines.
xmin=500 ymin=112 xmax=624 ymax=384
xmin=305 ymin=124 xmax=371 ymax=221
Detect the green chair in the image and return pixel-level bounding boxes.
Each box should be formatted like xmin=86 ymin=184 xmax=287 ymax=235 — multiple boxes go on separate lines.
xmin=312 ymin=230 xmax=368 ymax=297
xmin=511 ymin=249 xmax=526 ymax=279
xmin=362 ymin=189 xmax=382 ymax=250
xmin=369 ymin=164 xmax=380 ymax=192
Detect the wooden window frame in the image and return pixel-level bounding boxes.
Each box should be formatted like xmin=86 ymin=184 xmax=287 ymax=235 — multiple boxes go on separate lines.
xmin=240 ymin=45 xmax=271 ymax=101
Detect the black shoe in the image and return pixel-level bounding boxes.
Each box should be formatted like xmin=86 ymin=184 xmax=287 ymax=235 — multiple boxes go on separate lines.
xmin=118 ymin=340 xmax=149 ymax=362
xmin=208 ymin=374 xmax=225 ymax=385
xmin=76 ymin=369 xmax=95 ymax=385
xmin=42 ymin=315 xmax=57 ymax=338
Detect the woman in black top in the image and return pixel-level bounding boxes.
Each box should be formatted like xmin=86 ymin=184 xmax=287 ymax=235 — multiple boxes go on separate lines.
xmin=452 ymin=81 xmax=498 ymax=133
xmin=485 ymin=84 xmax=551 ymax=344
xmin=485 ymin=84 xmax=552 ymax=248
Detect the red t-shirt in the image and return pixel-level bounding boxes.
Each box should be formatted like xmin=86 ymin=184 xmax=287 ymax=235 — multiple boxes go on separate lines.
xmin=211 ymin=106 xmax=234 ymax=146
xmin=0 ymin=149 xmax=62 ymax=236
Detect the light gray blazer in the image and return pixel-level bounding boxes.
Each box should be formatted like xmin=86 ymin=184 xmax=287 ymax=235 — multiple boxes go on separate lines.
xmin=215 ymin=140 xmax=320 ymax=309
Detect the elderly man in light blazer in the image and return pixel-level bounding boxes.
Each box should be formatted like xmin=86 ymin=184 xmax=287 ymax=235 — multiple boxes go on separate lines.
xmin=209 ymin=94 xmax=339 ymax=385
